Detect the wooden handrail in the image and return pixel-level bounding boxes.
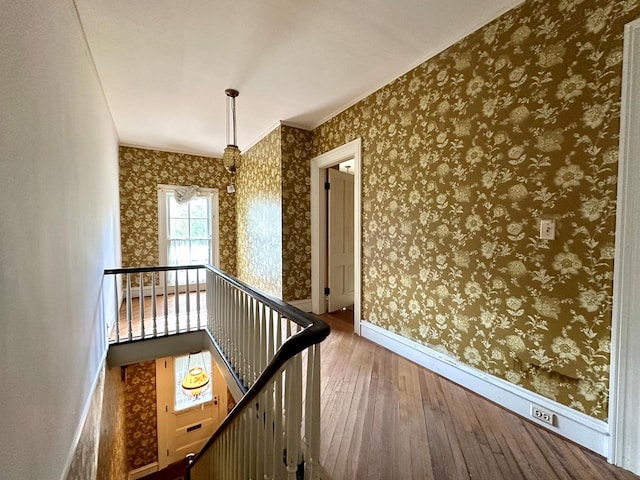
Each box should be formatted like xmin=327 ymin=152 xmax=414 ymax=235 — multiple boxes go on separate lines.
xmin=189 ymin=319 xmax=329 ymax=473
xmin=104 ymin=264 xmax=204 ymax=275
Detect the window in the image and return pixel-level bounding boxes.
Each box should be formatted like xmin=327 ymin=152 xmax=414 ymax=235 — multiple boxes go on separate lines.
xmin=158 ymin=185 xmax=219 ymax=286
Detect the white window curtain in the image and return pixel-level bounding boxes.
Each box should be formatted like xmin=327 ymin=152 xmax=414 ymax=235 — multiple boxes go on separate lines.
xmin=173 ymin=185 xmax=200 ymax=205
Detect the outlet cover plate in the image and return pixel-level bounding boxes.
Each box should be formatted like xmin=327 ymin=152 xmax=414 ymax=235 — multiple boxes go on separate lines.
xmin=531 ymin=404 xmax=556 ymax=426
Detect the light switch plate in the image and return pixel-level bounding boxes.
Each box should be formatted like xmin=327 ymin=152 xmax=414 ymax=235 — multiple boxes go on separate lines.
xmin=539 ymin=219 xmax=556 ymax=240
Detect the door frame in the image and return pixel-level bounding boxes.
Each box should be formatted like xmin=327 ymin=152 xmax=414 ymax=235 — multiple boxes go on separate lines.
xmin=608 ymin=17 xmax=640 ymax=473
xmin=310 ymin=138 xmax=362 ymax=334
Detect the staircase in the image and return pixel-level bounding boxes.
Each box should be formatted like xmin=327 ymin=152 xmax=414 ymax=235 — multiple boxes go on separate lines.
xmin=104 ymin=264 xmax=330 ymax=480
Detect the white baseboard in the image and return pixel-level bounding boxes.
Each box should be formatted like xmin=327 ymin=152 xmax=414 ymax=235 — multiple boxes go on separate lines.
xmin=360 ymin=321 xmax=609 ymax=457
xmin=288 ymin=298 xmax=313 ymax=312
xmin=128 ymin=462 xmax=159 ymax=480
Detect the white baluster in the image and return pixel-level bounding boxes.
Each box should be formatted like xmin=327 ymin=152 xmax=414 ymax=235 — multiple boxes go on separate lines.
xmin=196 ymin=268 xmax=201 ymax=330
xmin=274 ymin=367 xmax=284 ymax=479
xmin=151 ymin=272 xmax=157 ymax=337
xmin=264 ymin=380 xmax=275 ymax=480
xmin=249 ymin=298 xmax=257 ymax=386
xmin=213 ymin=437 xmax=220 ymax=478
xmin=222 ymin=282 xmax=228 ymax=355
xmin=185 ymin=268 xmax=191 ymax=331
xmin=279 ymin=315 xmax=285 ymax=360
xmin=260 ymin=305 xmax=268 ymax=377
xmin=288 ymin=355 xmax=303 ymax=480
xmin=228 ymin=282 xmax=233 ymax=356
xmin=256 ymin=396 xmax=265 ymax=480
xmin=238 ymin=290 xmax=244 ymax=379
xmin=310 ymin=344 xmax=322 ymax=480
xmin=210 ymin=273 xmax=217 ymax=338
xmin=174 ymin=271 xmax=180 ymax=333
xmin=163 ymin=272 xmax=169 ymax=335
xmin=231 ymin=288 xmax=237 ymax=372
xmin=248 ymin=404 xmax=256 ymax=480
xmin=113 ymin=274 xmax=120 ymax=343
xmin=138 ymin=272 xmax=145 ymax=339
xmin=244 ymin=293 xmax=250 ymax=385
xmin=126 ymin=273 xmax=132 ymax=341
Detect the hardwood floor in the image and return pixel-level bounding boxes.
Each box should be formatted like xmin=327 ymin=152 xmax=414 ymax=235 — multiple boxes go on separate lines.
xmin=317 ymin=310 xmax=638 ymax=480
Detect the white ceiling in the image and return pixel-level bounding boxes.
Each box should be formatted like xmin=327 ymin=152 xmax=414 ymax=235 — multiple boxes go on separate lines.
xmin=76 ymin=0 xmax=522 ymax=157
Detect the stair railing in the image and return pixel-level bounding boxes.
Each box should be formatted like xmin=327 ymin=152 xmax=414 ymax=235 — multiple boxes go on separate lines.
xmin=104 ymin=264 xmax=207 ymax=343
xmin=188 ymin=266 xmax=329 ymax=480
xmin=104 ymin=264 xmax=330 ymax=479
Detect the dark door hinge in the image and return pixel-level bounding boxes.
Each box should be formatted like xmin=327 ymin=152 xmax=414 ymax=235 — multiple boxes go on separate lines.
xmin=324 ymin=181 xmax=330 ymax=190
xmin=324 ymin=287 xmax=330 ymax=295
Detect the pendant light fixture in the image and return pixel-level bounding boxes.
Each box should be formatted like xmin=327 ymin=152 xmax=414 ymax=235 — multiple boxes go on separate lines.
xmin=222 ymin=88 xmax=241 ymax=175
xmin=181 ymin=351 xmax=211 ymax=399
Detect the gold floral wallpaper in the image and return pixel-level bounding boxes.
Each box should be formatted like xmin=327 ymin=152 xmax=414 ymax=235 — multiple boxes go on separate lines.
xmin=65 ymin=369 xmax=104 ymax=480
xmin=237 ymin=127 xmax=283 ymax=297
xmin=65 ymin=366 xmax=127 ymax=480
xmin=281 ymin=126 xmax=314 ymax=302
xmin=237 ymin=125 xmax=314 ymax=301
xmin=97 ymin=367 xmax=128 ymax=480
xmin=124 ymin=361 xmax=158 ymax=470
xmin=119 ymin=146 xmax=236 ymax=276
xmin=312 ymin=0 xmax=640 ymax=419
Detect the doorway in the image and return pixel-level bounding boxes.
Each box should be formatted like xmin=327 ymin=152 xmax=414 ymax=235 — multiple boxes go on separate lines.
xmin=155 ymin=351 xmax=226 ymax=469
xmin=310 ymin=139 xmax=362 ymax=334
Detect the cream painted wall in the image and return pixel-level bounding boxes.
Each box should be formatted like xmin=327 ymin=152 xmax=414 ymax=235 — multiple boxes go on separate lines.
xmin=0 ymin=1 xmax=120 ymax=479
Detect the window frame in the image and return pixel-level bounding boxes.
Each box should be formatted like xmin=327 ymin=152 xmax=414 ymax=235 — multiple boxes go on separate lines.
xmin=157 ymin=184 xmax=220 ymax=272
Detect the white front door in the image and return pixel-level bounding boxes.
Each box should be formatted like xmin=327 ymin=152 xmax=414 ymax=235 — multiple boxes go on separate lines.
xmin=156 ymin=353 xmax=225 ymax=468
xmin=328 ymin=169 xmax=355 ymax=312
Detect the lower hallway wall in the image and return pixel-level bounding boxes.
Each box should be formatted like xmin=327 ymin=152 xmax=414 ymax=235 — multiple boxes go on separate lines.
xmin=65 ymin=366 xmax=128 ymax=480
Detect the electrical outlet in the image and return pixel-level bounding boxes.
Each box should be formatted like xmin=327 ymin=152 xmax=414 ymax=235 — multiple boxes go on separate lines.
xmin=531 ymin=404 xmax=556 ymax=426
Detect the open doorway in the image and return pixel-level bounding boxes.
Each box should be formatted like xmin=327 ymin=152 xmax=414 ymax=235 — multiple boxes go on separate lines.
xmin=310 ymin=139 xmax=362 ymax=334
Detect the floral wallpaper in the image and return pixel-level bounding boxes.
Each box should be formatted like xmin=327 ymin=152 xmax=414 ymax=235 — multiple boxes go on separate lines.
xmin=236 ymin=127 xmax=283 ymax=297
xmin=97 ymin=366 xmax=128 ymax=480
xmin=119 ymin=146 xmax=237 ymax=278
xmin=124 ymin=360 xmax=158 ymax=470
xmin=65 ymin=369 xmax=105 ymax=480
xmin=237 ymin=125 xmax=314 ymax=301
xmin=65 ymin=366 xmax=128 ymax=480
xmin=312 ymin=0 xmax=640 ymax=419
xmin=281 ymin=126 xmax=314 ymax=302
xmin=66 ymin=367 xmax=128 ymax=480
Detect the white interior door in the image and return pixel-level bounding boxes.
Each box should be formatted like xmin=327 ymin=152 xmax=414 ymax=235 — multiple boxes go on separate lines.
xmin=156 ymin=354 xmax=225 ymax=469
xmin=328 ymin=169 xmax=355 ymax=312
